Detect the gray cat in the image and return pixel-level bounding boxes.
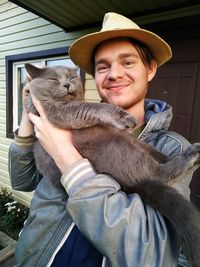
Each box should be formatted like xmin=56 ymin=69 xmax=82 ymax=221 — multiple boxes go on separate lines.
xmin=25 ymin=63 xmax=200 ymax=267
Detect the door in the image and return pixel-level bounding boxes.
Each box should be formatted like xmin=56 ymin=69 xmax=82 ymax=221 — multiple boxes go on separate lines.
xmin=148 ymin=61 xmax=198 ymax=140
xmin=147 ymin=34 xmax=200 ymax=210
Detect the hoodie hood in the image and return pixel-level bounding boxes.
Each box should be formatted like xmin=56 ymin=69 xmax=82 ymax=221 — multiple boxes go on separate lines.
xmin=139 ymin=98 xmax=173 ymax=142
xmin=144 ymin=98 xmax=173 ymax=130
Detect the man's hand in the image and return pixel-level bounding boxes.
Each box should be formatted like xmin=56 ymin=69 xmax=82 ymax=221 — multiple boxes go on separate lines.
xmin=28 ymin=95 xmax=83 ymax=173
xmin=18 ymin=74 xmax=34 ymax=137
xmin=22 ymin=73 xmax=32 ymax=112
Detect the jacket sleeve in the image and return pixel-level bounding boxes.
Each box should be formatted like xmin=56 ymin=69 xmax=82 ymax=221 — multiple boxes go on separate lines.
xmin=8 ymin=133 xmax=42 ymax=192
xmin=61 ymin=159 xmax=179 ymax=267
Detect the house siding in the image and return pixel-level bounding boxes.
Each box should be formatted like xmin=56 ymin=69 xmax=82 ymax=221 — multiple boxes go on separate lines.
xmin=0 ymin=0 xmax=99 ymax=205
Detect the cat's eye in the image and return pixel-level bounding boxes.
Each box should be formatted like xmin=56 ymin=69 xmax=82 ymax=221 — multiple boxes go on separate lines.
xmin=48 ymin=78 xmax=58 ymax=82
xmin=69 ymin=76 xmax=77 ymax=81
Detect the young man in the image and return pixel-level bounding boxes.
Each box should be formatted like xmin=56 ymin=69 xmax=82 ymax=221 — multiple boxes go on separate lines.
xmin=9 ymin=12 xmax=192 ymax=266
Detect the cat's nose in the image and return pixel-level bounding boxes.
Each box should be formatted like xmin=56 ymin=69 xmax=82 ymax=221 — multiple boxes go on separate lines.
xmin=64 ymin=83 xmax=70 ymax=90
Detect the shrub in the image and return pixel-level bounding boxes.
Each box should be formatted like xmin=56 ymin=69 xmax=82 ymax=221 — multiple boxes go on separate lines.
xmin=0 ymin=188 xmax=13 ymax=217
xmin=0 ymin=240 xmax=5 ymax=250
xmin=0 ymin=188 xmax=29 ymax=240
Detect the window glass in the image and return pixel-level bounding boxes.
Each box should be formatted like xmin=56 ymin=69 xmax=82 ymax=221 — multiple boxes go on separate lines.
xmin=46 ymin=58 xmax=75 ymax=67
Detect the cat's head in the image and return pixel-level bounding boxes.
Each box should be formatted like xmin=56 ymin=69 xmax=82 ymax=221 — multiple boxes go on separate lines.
xmin=25 ymin=63 xmax=84 ymax=103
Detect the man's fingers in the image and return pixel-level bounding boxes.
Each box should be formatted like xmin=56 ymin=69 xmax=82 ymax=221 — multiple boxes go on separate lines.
xmin=30 ymin=94 xmax=46 ymax=117
xmin=28 ymin=112 xmax=40 ymax=125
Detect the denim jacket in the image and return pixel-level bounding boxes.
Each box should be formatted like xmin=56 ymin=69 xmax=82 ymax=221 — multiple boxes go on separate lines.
xmin=8 ymin=99 xmax=193 ymax=267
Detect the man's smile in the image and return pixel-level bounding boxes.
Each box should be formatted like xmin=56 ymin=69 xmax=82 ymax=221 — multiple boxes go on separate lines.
xmin=105 ymin=83 xmax=130 ymax=92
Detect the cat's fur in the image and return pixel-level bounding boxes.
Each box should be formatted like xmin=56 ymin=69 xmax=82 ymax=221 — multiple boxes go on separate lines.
xmin=25 ymin=63 xmax=200 ymax=267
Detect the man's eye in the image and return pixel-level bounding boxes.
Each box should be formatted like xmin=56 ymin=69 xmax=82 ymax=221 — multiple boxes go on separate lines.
xmin=96 ymin=65 xmax=109 ymax=73
xmin=123 ymin=60 xmax=134 ymax=67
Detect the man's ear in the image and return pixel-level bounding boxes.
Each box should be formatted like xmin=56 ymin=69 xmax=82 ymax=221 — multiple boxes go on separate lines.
xmin=147 ymin=60 xmax=158 ymax=82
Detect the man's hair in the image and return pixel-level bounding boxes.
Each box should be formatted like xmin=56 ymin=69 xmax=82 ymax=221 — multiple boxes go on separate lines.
xmin=128 ymin=38 xmax=155 ymax=67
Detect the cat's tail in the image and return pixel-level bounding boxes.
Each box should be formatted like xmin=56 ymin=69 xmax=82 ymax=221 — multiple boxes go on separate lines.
xmin=127 ymin=179 xmax=200 ymax=267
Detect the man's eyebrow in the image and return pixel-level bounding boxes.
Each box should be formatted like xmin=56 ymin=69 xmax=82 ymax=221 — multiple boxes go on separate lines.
xmin=95 ymin=53 xmax=139 ymax=65
xmin=118 ymin=53 xmax=139 ymax=59
xmin=95 ymin=58 xmax=108 ymax=66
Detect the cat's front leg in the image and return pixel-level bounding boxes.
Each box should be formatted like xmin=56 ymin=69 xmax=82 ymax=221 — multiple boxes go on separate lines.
xmin=77 ymin=102 xmax=137 ymax=130
xmin=96 ymin=104 xmax=137 ymax=131
xmin=49 ymin=101 xmax=136 ymax=131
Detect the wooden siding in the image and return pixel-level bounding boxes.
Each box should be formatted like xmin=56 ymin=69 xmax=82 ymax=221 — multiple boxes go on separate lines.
xmin=85 ymin=74 xmax=101 ymax=102
xmin=0 ymin=0 xmax=98 ymax=205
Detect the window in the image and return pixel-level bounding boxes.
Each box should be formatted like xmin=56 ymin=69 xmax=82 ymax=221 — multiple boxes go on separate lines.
xmin=6 ymin=47 xmax=84 ymax=138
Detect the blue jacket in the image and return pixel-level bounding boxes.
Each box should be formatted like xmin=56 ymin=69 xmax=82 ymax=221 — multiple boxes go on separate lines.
xmin=8 ymin=99 xmax=193 ymax=267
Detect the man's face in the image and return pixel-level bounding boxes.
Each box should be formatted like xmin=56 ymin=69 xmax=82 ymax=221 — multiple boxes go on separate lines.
xmin=94 ymin=39 xmax=157 ymax=113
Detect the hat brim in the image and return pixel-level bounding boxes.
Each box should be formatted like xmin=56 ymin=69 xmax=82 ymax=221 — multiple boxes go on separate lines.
xmin=69 ymin=29 xmax=172 ymax=75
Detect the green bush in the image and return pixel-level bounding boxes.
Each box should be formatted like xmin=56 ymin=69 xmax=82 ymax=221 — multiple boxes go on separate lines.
xmin=0 ymin=240 xmax=5 ymax=250
xmin=0 ymin=188 xmax=29 ymax=240
xmin=0 ymin=188 xmax=13 ymax=217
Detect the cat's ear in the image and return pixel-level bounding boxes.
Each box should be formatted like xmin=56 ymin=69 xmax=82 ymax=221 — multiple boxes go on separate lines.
xmin=25 ymin=63 xmax=46 ymax=79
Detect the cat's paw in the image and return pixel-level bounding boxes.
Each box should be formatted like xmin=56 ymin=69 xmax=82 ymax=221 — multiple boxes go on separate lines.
xmin=28 ymin=103 xmax=40 ymax=116
xmin=107 ymin=112 xmax=136 ymax=131
xmin=27 ymin=96 xmax=39 ymax=116
xmin=184 ymin=143 xmax=200 ymax=167
xmin=119 ymin=111 xmax=137 ymax=129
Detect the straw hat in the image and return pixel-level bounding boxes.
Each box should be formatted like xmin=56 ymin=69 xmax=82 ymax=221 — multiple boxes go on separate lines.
xmin=69 ymin=12 xmax=172 ymax=74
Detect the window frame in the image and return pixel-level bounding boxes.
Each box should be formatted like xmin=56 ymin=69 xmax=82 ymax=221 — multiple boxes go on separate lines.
xmin=6 ymin=46 xmax=85 ymax=138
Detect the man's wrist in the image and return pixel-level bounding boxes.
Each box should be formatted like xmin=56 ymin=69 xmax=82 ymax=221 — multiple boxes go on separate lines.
xmin=18 ymin=110 xmax=34 ymax=137
xmin=14 ymin=129 xmax=35 ymax=147
xmin=54 ymin=145 xmax=83 ymax=174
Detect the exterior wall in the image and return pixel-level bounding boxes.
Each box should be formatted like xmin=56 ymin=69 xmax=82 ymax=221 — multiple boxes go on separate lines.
xmin=0 ymin=0 xmax=99 ymax=205
xmin=85 ymin=74 xmax=100 ymax=102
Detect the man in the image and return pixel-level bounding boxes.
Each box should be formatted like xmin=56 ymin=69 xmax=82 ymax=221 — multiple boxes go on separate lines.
xmin=9 ymin=12 xmax=192 ymax=266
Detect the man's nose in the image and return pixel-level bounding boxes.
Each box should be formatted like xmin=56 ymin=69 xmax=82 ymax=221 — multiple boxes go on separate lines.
xmin=108 ymin=64 xmax=124 ymax=80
